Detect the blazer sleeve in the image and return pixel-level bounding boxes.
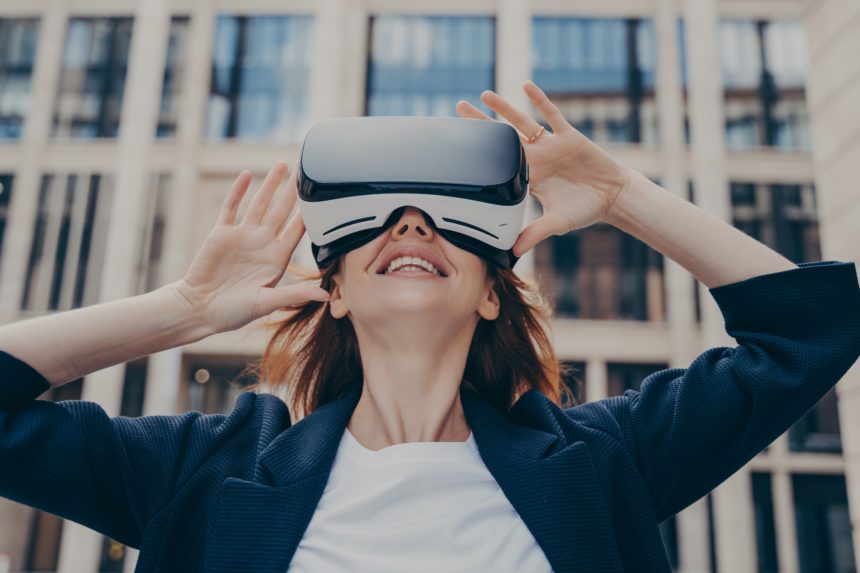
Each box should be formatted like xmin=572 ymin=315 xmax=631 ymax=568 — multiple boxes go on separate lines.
xmin=0 ymin=351 xmax=258 ymax=549
xmin=582 ymin=260 xmax=860 ymax=523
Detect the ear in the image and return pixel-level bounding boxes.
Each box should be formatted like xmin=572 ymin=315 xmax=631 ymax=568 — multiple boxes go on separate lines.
xmin=477 ymin=274 xmax=500 ymax=321
xmin=328 ymin=270 xmax=350 ymax=319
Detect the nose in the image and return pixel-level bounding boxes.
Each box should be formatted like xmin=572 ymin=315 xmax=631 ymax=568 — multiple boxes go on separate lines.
xmin=390 ymin=207 xmax=434 ymax=241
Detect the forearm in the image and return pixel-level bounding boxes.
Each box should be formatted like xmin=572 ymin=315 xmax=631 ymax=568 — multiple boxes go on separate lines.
xmin=603 ymin=169 xmax=796 ymax=288
xmin=0 ymin=281 xmax=215 ymax=387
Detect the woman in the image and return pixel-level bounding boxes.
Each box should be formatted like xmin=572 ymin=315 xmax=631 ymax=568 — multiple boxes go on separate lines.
xmin=1 ymin=81 xmax=858 ymax=573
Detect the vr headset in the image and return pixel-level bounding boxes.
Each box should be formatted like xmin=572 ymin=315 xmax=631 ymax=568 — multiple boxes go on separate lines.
xmin=297 ymin=116 xmax=529 ymax=269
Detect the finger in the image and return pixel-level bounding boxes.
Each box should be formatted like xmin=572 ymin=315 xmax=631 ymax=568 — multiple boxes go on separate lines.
xmin=480 ymin=90 xmax=543 ymax=139
xmin=262 ymin=166 xmax=299 ymax=234
xmin=455 ymin=100 xmax=494 ymax=122
xmin=242 ymin=162 xmax=289 ymax=226
xmin=257 ymin=280 xmax=331 ymax=314
xmin=278 ymin=210 xmax=307 ymax=258
xmin=218 ymin=171 xmax=253 ymax=225
xmin=512 ymin=214 xmax=566 ymax=257
xmin=523 ymin=80 xmax=570 ymax=134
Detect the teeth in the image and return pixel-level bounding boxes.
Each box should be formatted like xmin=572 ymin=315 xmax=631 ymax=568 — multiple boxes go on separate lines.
xmin=384 ymin=256 xmax=442 ymax=276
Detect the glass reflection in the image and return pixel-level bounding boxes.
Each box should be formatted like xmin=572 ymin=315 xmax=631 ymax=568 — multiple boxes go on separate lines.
xmin=207 ymin=15 xmax=313 ymax=143
xmin=52 ymin=18 xmax=133 ymax=139
xmin=720 ymin=19 xmax=810 ymax=151
xmin=532 ymin=18 xmax=658 ymax=146
xmin=0 ymin=19 xmax=39 ymax=139
xmin=367 ymin=16 xmax=495 ymax=117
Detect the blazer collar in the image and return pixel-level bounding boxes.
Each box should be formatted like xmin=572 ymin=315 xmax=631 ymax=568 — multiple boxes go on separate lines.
xmin=205 ymin=381 xmax=623 ymax=573
xmin=257 ymin=379 xmax=562 ymax=486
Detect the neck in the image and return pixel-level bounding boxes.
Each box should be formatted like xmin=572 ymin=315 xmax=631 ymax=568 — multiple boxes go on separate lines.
xmin=347 ymin=317 xmax=476 ymax=450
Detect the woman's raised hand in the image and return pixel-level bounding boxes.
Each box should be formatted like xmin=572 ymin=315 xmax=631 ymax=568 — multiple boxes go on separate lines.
xmin=456 ymin=81 xmax=636 ymax=257
xmin=174 ymin=163 xmax=330 ymax=334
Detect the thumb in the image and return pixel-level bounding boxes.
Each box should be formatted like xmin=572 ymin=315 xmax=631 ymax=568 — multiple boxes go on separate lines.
xmin=257 ymin=280 xmax=330 ymax=314
xmin=512 ymin=214 xmax=565 ymax=257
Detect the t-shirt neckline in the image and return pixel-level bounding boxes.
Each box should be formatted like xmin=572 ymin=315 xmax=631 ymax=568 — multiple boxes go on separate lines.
xmin=342 ymin=427 xmax=478 ymax=465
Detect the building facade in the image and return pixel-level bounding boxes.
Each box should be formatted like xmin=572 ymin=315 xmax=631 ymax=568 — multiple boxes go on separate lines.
xmin=0 ymin=0 xmax=856 ymax=571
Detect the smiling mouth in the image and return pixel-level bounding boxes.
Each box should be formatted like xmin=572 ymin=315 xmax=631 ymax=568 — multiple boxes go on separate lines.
xmin=378 ymin=256 xmax=447 ymax=277
xmin=377 ymin=266 xmax=446 ymax=279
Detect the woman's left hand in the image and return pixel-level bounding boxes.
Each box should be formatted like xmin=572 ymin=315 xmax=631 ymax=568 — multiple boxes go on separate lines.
xmin=456 ymin=80 xmax=636 ymax=257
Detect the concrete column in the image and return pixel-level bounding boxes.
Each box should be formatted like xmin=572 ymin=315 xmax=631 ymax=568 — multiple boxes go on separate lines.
xmin=655 ymin=0 xmax=711 ymax=570
xmin=801 ymin=0 xmax=860 ymax=559
xmin=309 ymin=0 xmax=349 ymax=122
xmin=770 ymin=442 xmax=799 ymax=573
xmin=585 ymin=358 xmax=607 ymax=402
xmin=0 ymin=0 xmax=68 ymax=323
xmin=683 ymin=0 xmax=757 ymax=571
xmin=55 ymin=2 xmax=172 ymax=572
xmin=496 ymin=0 xmax=536 ymax=277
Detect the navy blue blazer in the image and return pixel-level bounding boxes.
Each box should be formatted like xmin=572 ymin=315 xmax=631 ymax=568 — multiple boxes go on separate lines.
xmin=2 ymin=260 xmax=860 ymax=572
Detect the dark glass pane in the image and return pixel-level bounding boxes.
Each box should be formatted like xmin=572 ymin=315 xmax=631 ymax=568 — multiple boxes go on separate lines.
xmin=120 ymin=358 xmax=148 ymax=418
xmin=532 ymin=17 xmax=657 ymax=146
xmin=156 ymin=17 xmax=190 ymax=138
xmin=0 ymin=19 xmax=40 ymax=139
xmin=99 ymin=536 xmax=124 ymax=571
xmin=789 ymin=387 xmax=842 ymax=454
xmin=720 ymin=19 xmax=810 ymax=151
xmin=367 ymin=16 xmax=495 ymax=118
xmin=52 ymin=18 xmax=134 ymax=138
xmin=206 ymin=15 xmax=313 ymax=143
xmin=792 ymin=474 xmax=857 ymax=573
xmin=186 ymin=357 xmax=255 ymax=414
xmin=535 ymin=222 xmax=664 ymax=321
xmin=751 ymin=472 xmax=779 ymax=573
xmin=606 ymin=362 xmax=668 ymax=396
xmin=730 ymin=182 xmax=819 ymax=266
xmin=0 ymin=174 xmax=13 ymax=266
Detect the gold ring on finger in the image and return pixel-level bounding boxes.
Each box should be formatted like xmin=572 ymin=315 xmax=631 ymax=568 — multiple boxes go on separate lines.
xmin=527 ymin=125 xmax=546 ymax=144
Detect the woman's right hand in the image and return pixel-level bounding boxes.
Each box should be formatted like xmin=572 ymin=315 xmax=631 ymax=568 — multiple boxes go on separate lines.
xmin=173 ymin=162 xmax=330 ymax=334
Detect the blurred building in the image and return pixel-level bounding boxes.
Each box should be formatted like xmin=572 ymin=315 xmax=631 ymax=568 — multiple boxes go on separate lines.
xmin=0 ymin=0 xmax=857 ymax=572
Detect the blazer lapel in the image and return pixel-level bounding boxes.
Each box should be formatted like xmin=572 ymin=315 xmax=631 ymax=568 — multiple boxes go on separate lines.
xmin=460 ymin=388 xmax=624 ymax=573
xmin=203 ymin=381 xmax=623 ymax=573
xmin=202 ymin=382 xmax=363 ymax=573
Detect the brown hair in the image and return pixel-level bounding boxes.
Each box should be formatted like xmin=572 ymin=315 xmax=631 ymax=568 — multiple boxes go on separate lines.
xmin=247 ymin=258 xmax=576 ymax=421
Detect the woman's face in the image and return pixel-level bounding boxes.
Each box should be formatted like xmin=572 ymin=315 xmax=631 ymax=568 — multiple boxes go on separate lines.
xmin=328 ymin=207 xmax=500 ymax=326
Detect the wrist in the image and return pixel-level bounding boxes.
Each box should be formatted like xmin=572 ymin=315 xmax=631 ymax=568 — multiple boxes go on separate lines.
xmin=600 ymin=168 xmax=654 ymax=229
xmin=161 ymin=280 xmax=220 ymax=342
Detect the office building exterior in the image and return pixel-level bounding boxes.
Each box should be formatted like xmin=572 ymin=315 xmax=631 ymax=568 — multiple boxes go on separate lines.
xmin=0 ymin=0 xmax=857 ymax=571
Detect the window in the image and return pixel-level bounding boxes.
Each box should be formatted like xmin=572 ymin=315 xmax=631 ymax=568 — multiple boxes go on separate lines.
xmin=134 ymin=174 xmax=170 ymax=294
xmin=729 ymin=182 xmax=819 ymax=265
xmin=21 ymin=173 xmax=113 ymax=312
xmin=719 ymin=20 xmax=810 ymax=151
xmin=534 ymin=222 xmax=665 ymax=321
xmin=0 ymin=19 xmax=39 ymax=139
xmin=606 ymin=362 xmax=668 ymax=396
xmin=185 ymin=356 xmax=255 ymax=414
xmin=0 ymin=174 xmax=13 ymax=267
xmin=367 ymin=16 xmax=495 ymax=117
xmin=792 ymin=474 xmax=857 ymax=573
xmin=120 ymin=358 xmax=148 ymax=418
xmin=531 ymin=18 xmax=657 ymax=146
xmin=156 ymin=17 xmax=191 ymax=138
xmin=789 ymin=387 xmax=842 ymax=454
xmin=52 ymin=18 xmax=133 ymax=138
xmin=207 ymin=15 xmax=313 ymax=143
xmin=751 ymin=472 xmax=779 ymax=573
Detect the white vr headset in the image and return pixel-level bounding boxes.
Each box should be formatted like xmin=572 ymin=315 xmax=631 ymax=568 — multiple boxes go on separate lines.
xmin=297 ymin=116 xmax=530 ymax=269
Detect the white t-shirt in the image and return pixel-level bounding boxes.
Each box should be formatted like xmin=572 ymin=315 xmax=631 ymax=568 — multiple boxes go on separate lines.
xmin=288 ymin=427 xmax=554 ymax=572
